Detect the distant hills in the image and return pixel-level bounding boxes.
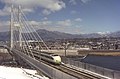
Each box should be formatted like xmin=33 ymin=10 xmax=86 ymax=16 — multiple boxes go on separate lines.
xmin=108 ymin=31 xmax=120 ymax=37
xmin=0 ymin=29 xmax=120 ymax=41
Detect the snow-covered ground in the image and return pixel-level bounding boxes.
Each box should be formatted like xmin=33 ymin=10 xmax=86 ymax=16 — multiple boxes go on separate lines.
xmin=0 ymin=66 xmax=49 ymax=79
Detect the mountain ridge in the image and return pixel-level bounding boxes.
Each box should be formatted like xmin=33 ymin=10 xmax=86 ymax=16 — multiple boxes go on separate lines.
xmin=0 ymin=29 xmax=120 ymax=41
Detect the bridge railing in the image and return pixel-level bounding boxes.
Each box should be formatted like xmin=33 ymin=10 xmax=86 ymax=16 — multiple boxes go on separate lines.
xmin=63 ymin=58 xmax=120 ymax=79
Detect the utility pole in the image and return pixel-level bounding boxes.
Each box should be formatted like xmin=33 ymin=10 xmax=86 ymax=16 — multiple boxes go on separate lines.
xmin=10 ymin=5 xmax=14 ymax=49
xmin=63 ymin=42 xmax=70 ymax=57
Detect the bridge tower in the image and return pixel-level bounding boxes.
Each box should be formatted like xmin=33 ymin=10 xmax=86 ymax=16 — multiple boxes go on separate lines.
xmin=10 ymin=5 xmax=14 ymax=49
xmin=18 ymin=6 xmax=22 ymax=47
xmin=10 ymin=5 xmax=22 ymax=49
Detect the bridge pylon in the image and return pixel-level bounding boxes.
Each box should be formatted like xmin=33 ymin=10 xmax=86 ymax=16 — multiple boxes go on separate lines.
xmin=18 ymin=6 xmax=22 ymax=47
xmin=10 ymin=5 xmax=14 ymax=49
xmin=10 ymin=5 xmax=23 ymax=49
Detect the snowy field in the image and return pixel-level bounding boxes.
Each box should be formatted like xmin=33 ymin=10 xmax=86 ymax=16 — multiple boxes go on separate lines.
xmin=0 ymin=66 xmax=49 ymax=79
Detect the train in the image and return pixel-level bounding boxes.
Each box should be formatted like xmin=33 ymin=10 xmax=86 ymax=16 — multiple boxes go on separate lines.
xmin=40 ymin=53 xmax=61 ymax=64
xmin=34 ymin=51 xmax=62 ymax=64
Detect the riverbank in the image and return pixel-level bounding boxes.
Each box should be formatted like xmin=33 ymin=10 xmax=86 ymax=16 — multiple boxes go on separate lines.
xmin=78 ymin=50 xmax=120 ymax=56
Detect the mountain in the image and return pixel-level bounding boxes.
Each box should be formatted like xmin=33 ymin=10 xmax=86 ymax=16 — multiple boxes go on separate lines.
xmin=36 ymin=29 xmax=85 ymax=40
xmin=0 ymin=29 xmax=79 ymax=41
xmin=0 ymin=29 xmax=120 ymax=41
xmin=108 ymin=31 xmax=120 ymax=37
xmin=81 ymin=33 xmax=105 ymax=38
xmin=36 ymin=29 xmax=75 ymax=40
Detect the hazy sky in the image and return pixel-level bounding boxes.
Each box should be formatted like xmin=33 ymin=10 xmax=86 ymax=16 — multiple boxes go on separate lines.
xmin=0 ymin=0 xmax=120 ymax=34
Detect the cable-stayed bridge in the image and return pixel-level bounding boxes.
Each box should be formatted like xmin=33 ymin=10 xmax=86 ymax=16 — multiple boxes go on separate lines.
xmin=0 ymin=5 xmax=114 ymax=79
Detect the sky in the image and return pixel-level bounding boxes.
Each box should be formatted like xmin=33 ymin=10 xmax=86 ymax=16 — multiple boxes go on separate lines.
xmin=0 ymin=0 xmax=120 ymax=34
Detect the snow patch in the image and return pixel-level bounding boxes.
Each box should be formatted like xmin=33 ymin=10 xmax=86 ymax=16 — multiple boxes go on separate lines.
xmin=0 ymin=66 xmax=49 ymax=79
xmin=97 ymin=31 xmax=110 ymax=35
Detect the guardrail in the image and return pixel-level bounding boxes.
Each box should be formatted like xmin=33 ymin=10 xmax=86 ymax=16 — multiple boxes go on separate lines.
xmin=63 ymin=58 xmax=120 ymax=79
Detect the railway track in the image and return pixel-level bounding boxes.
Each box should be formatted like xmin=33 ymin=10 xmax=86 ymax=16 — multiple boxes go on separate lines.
xmin=18 ymin=49 xmax=108 ymax=79
xmin=59 ymin=64 xmax=101 ymax=79
xmin=34 ymin=55 xmax=105 ymax=79
xmin=58 ymin=64 xmax=101 ymax=79
xmin=61 ymin=64 xmax=109 ymax=79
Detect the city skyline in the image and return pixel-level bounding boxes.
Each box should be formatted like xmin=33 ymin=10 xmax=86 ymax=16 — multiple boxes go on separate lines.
xmin=0 ymin=0 xmax=120 ymax=34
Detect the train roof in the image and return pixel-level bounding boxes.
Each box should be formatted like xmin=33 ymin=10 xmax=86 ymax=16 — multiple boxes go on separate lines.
xmin=41 ymin=51 xmax=54 ymax=55
xmin=33 ymin=49 xmax=59 ymax=56
xmin=41 ymin=52 xmax=59 ymax=56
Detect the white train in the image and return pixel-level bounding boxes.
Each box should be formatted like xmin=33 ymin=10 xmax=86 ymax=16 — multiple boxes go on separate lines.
xmin=34 ymin=51 xmax=61 ymax=64
xmin=40 ymin=53 xmax=61 ymax=64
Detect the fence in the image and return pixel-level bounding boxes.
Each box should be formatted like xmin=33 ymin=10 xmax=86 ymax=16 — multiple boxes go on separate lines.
xmin=63 ymin=58 xmax=120 ymax=79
